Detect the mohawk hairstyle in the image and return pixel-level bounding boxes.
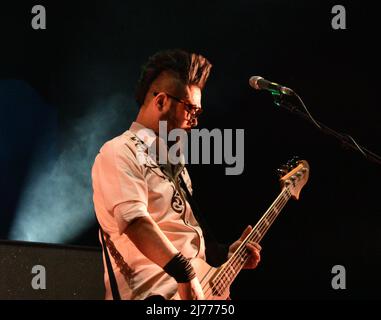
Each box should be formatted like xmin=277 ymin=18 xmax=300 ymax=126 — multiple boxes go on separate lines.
xmin=135 ymin=49 xmax=212 ymax=106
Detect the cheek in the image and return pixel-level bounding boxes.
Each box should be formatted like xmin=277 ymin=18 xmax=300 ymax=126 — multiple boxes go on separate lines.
xmin=174 ymin=107 xmax=188 ymax=122
xmin=164 ymin=106 xmax=185 ymax=128
xmin=162 ymin=104 xmax=178 ymax=121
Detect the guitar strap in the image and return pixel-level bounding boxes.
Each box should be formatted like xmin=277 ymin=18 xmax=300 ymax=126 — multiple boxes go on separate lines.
xmin=99 ymin=227 xmax=121 ymax=300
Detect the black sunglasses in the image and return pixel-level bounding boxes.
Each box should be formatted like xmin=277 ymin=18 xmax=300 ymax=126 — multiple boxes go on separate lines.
xmin=153 ymin=92 xmax=203 ymax=118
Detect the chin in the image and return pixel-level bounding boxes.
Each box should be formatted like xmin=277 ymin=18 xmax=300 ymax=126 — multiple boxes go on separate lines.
xmin=185 ymin=121 xmax=196 ymax=130
xmin=184 ymin=124 xmax=193 ymax=131
xmin=178 ymin=122 xmax=191 ymax=131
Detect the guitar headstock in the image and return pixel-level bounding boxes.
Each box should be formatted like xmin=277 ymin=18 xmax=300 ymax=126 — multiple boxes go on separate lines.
xmin=277 ymin=156 xmax=310 ymax=200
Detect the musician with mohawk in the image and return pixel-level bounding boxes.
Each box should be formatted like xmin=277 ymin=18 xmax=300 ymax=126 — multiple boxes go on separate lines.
xmin=92 ymin=49 xmax=261 ymax=300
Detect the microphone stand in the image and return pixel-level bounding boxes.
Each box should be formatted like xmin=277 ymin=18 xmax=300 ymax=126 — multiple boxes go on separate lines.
xmin=271 ymin=93 xmax=381 ymax=167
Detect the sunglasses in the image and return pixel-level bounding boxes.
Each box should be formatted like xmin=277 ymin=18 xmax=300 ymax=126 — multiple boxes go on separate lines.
xmin=153 ymin=92 xmax=203 ymax=119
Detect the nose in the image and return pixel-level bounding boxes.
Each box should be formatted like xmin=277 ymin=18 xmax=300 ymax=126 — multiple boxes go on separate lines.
xmin=190 ymin=117 xmax=198 ymax=127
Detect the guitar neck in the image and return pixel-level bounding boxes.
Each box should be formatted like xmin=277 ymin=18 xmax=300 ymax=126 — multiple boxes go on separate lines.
xmin=245 ymin=187 xmax=292 ymax=244
xmin=211 ymin=187 xmax=292 ymax=294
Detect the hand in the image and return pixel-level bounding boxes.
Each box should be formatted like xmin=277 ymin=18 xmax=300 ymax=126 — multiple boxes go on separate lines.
xmin=228 ymin=225 xmax=261 ymax=269
xmin=177 ymin=277 xmax=205 ymax=300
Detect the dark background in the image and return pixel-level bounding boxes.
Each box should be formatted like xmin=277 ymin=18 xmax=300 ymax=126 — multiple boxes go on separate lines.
xmin=1 ymin=0 xmax=380 ymax=299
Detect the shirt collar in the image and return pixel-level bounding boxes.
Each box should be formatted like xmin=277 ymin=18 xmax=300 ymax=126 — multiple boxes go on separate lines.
xmin=128 ymin=121 xmax=157 ymax=148
xmin=128 ymin=121 xmax=186 ymax=168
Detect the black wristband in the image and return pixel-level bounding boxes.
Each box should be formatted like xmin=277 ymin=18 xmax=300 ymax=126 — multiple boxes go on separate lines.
xmin=163 ymin=252 xmax=196 ymax=283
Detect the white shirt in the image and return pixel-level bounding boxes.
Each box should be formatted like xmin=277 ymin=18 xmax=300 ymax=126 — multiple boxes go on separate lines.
xmin=91 ymin=121 xmax=206 ymax=300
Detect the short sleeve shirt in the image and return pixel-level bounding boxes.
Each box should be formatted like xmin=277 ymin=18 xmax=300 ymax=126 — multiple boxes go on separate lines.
xmin=91 ymin=121 xmax=206 ymax=300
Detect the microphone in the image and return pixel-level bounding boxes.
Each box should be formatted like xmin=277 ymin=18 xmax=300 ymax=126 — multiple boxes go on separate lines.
xmin=249 ymin=76 xmax=294 ymax=95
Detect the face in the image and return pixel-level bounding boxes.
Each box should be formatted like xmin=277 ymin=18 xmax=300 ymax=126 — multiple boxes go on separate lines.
xmin=159 ymin=85 xmax=202 ymax=132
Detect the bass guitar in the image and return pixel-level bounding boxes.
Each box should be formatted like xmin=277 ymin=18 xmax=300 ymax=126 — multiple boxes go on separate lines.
xmin=172 ymin=157 xmax=310 ymax=300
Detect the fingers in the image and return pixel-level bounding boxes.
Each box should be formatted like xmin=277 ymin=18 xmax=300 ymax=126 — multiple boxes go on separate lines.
xmin=246 ymin=242 xmax=261 ymax=254
xmin=245 ymin=242 xmax=261 ymax=269
xmin=178 ymin=279 xmax=205 ymax=300
xmin=247 ymin=241 xmax=261 ymax=251
xmin=239 ymin=225 xmax=253 ymax=241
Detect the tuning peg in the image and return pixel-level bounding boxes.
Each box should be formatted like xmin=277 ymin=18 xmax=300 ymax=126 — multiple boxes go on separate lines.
xmin=296 ymin=171 xmax=303 ymax=178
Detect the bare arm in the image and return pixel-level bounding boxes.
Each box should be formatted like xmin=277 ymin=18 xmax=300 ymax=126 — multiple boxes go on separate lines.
xmin=125 ymin=215 xmax=178 ymax=267
xmin=125 ymin=215 xmax=204 ymax=300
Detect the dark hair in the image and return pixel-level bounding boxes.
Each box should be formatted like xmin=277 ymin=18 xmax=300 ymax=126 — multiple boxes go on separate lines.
xmin=135 ymin=49 xmax=212 ymax=106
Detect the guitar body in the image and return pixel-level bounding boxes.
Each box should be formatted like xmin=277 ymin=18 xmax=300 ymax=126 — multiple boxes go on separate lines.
xmin=171 ymin=258 xmax=230 ymax=300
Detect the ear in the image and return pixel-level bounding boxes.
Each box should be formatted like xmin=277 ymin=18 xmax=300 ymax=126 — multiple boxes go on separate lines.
xmin=153 ymin=92 xmax=166 ymax=111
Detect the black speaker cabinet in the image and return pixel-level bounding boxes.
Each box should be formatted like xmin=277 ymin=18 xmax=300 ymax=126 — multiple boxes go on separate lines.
xmin=0 ymin=240 xmax=104 ymax=299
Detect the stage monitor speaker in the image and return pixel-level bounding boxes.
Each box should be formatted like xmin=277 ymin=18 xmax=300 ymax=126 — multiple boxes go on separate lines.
xmin=0 ymin=240 xmax=104 ymax=299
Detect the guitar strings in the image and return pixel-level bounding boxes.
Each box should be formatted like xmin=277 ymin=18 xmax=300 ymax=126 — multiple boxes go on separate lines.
xmin=208 ymin=192 xmax=290 ymax=297
xmin=203 ymin=192 xmax=290 ymax=299
xmin=213 ymin=188 xmax=290 ymax=287
xmin=205 ymin=190 xmax=290 ymax=298
xmin=225 ymin=187 xmax=291 ymax=276
xmin=202 ymin=187 xmax=292 ymax=299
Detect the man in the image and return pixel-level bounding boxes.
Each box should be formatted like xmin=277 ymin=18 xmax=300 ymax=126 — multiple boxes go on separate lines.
xmin=91 ymin=49 xmax=261 ymax=300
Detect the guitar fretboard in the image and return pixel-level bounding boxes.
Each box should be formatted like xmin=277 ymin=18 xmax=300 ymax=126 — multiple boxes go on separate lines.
xmin=211 ymin=187 xmax=292 ymax=296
